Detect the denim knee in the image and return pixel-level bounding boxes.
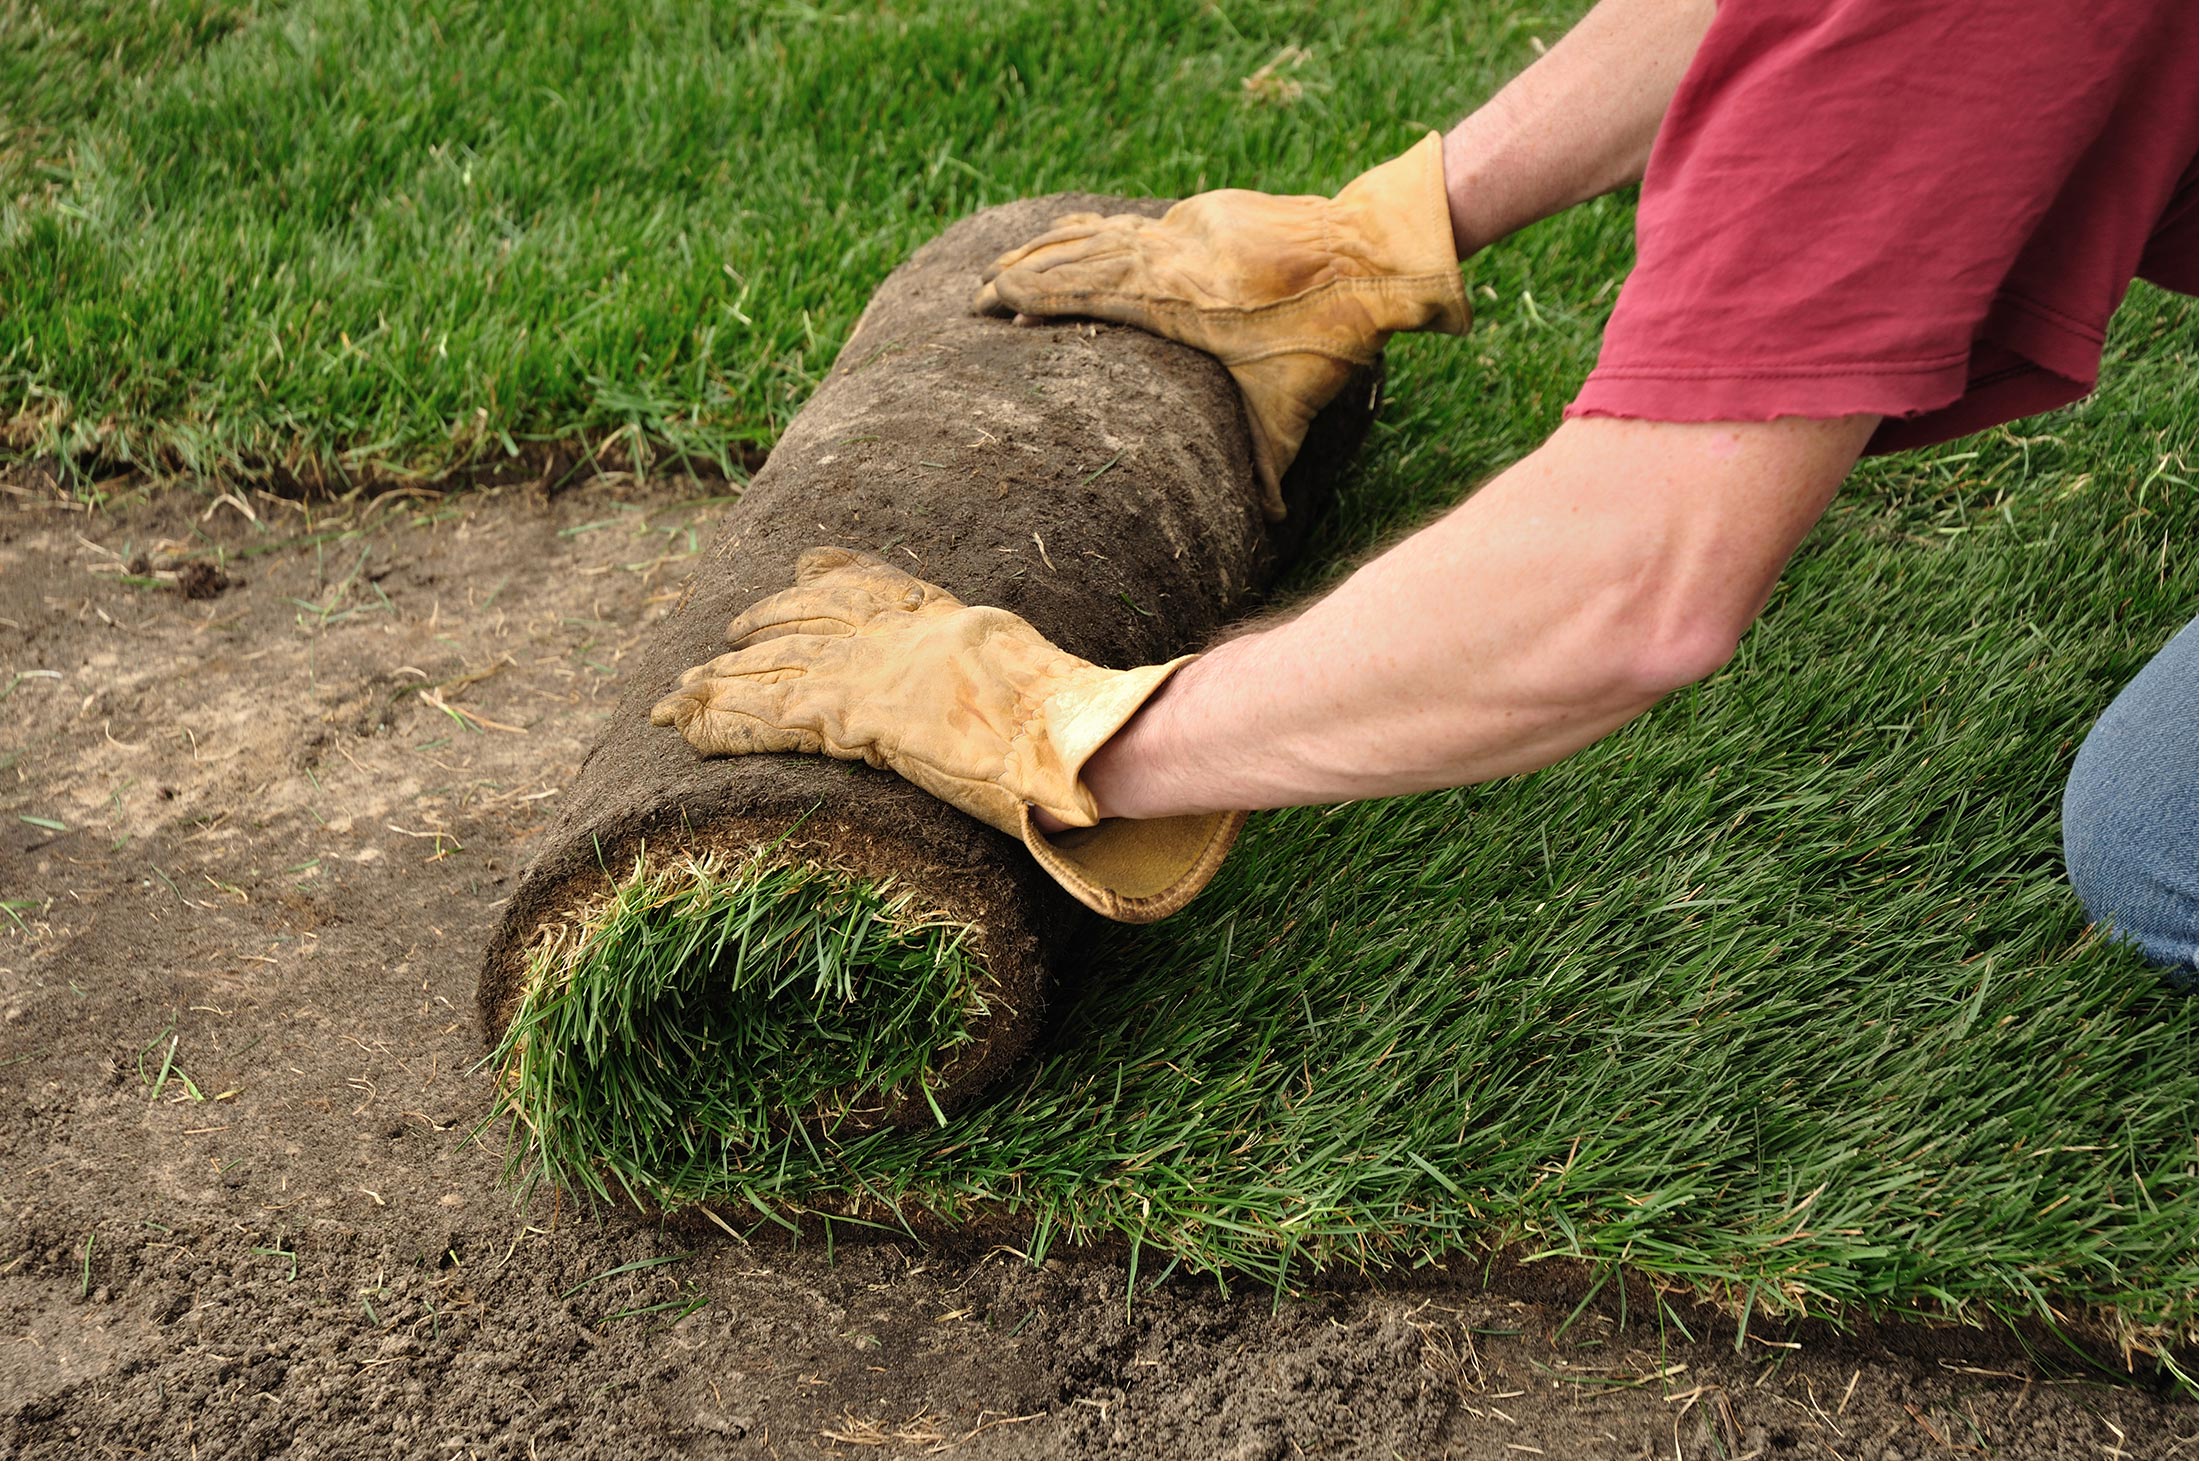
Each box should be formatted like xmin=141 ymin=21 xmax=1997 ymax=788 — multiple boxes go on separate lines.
xmin=2062 ymin=619 xmax=2198 ymax=987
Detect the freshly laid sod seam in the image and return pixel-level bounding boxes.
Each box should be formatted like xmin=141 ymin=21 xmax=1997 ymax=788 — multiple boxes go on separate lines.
xmin=9 ymin=0 xmax=2194 ymax=1344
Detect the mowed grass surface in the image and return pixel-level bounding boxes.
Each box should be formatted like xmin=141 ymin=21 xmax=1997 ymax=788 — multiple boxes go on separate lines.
xmin=3 ymin=0 xmax=1547 ymax=478
xmin=8 ymin=1 xmax=2194 ymax=1336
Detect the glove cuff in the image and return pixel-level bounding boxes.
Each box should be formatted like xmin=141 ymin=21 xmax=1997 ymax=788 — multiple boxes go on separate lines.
xmin=1016 ymin=654 xmax=1249 ymax=922
xmin=1332 ymin=131 xmax=1472 ymax=337
xmin=1021 ymin=806 xmax=1248 ymax=924
xmin=1037 ymin=655 xmax=1195 ymax=803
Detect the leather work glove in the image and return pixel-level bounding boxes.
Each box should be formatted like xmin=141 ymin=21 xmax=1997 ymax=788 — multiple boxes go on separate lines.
xmin=974 ymin=131 xmax=1469 ymax=520
xmin=650 ymin=548 xmax=1246 ymax=923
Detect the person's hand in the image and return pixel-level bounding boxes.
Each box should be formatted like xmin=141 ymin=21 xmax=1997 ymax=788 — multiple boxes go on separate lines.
xmin=651 ymin=548 xmax=1246 ymax=921
xmin=975 ymin=132 xmax=1469 ymax=520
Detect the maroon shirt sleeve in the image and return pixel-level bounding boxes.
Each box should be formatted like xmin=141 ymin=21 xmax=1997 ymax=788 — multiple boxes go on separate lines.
xmin=1567 ymin=0 xmax=2198 ymax=455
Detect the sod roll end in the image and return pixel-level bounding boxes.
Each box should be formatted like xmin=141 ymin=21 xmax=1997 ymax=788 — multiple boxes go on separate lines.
xmin=479 ymin=195 xmax=1379 ymax=1204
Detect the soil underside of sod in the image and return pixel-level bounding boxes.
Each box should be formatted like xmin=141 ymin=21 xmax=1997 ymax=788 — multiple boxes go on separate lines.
xmin=4 ymin=459 xmax=2193 ymax=1457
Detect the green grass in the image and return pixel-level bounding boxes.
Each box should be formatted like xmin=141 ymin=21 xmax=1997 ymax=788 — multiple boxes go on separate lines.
xmin=0 ymin=0 xmax=263 ymax=199
xmin=8 ymin=0 xmax=2195 ymax=1342
xmin=494 ymin=851 xmax=988 ymax=1207
xmin=3 ymin=0 xmax=1547 ymax=479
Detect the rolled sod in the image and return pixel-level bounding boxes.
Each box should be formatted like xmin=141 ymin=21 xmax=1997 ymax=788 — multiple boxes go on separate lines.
xmin=478 ymin=196 xmax=1376 ymax=1203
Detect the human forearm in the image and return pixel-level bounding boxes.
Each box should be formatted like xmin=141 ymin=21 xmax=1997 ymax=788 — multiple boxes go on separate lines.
xmin=1444 ymin=0 xmax=1716 ymax=257
xmin=1079 ymin=416 xmax=1877 ymax=819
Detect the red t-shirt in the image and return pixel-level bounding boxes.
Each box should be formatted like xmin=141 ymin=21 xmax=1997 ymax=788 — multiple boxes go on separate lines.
xmin=1567 ymin=0 xmax=2198 ymax=453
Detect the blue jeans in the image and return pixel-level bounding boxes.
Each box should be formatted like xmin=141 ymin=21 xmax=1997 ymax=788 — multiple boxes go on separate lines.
xmin=2062 ymin=618 xmax=2197 ymax=987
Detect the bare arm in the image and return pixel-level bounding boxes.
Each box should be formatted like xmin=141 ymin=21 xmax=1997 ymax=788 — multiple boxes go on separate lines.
xmin=1074 ymin=415 xmax=1878 ymax=821
xmin=1444 ymin=0 xmax=1716 ymax=257
xmin=972 ymin=0 xmax=1853 ymax=843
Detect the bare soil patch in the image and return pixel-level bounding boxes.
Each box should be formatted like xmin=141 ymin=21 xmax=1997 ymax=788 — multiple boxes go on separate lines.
xmin=0 ymin=477 xmax=2189 ymax=1459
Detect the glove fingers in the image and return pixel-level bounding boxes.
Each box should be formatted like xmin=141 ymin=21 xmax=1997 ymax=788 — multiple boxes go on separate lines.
xmin=974 ymin=255 xmax=1140 ymax=321
xmin=983 ymin=227 xmax=1132 ymax=285
xmin=985 ymin=258 xmax=1165 ymax=335
xmin=981 ymin=212 xmax=1133 ymax=280
xmin=725 ymin=584 xmax=898 ymax=646
xmin=794 ymin=545 xmax=965 ymax=610
xmin=727 ymin=550 xmax=962 ymax=643
xmin=793 ymin=545 xmax=888 ymax=583
xmin=649 ymin=682 xmax=817 ymax=758
xmin=677 ymin=634 xmax=835 ymax=687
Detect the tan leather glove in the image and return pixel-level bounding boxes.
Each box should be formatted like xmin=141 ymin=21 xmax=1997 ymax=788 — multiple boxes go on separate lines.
xmin=650 ymin=548 xmax=1245 ymax=923
xmin=975 ymin=132 xmax=1469 ymax=520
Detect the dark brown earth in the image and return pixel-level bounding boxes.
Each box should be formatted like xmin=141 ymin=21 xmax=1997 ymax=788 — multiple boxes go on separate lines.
xmin=1 ymin=475 xmax=2192 ymax=1459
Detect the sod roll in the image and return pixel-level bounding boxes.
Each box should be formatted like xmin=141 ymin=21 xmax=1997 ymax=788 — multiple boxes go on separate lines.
xmin=478 ymin=196 xmax=1377 ymax=1201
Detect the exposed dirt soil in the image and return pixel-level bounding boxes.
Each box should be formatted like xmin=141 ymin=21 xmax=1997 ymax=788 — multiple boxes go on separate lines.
xmin=0 ymin=476 xmax=2190 ymax=1460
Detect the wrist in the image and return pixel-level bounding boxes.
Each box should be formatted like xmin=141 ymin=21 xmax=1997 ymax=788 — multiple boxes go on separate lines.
xmin=1441 ymin=114 xmax=1511 ymax=261
xmin=1076 ymin=674 xmax=1178 ymax=821
xmin=1076 ymin=646 xmax=1231 ymax=821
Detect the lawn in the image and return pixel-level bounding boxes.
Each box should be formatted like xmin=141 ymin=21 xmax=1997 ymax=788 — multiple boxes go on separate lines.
xmin=5 ymin=0 xmax=2193 ymax=1345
